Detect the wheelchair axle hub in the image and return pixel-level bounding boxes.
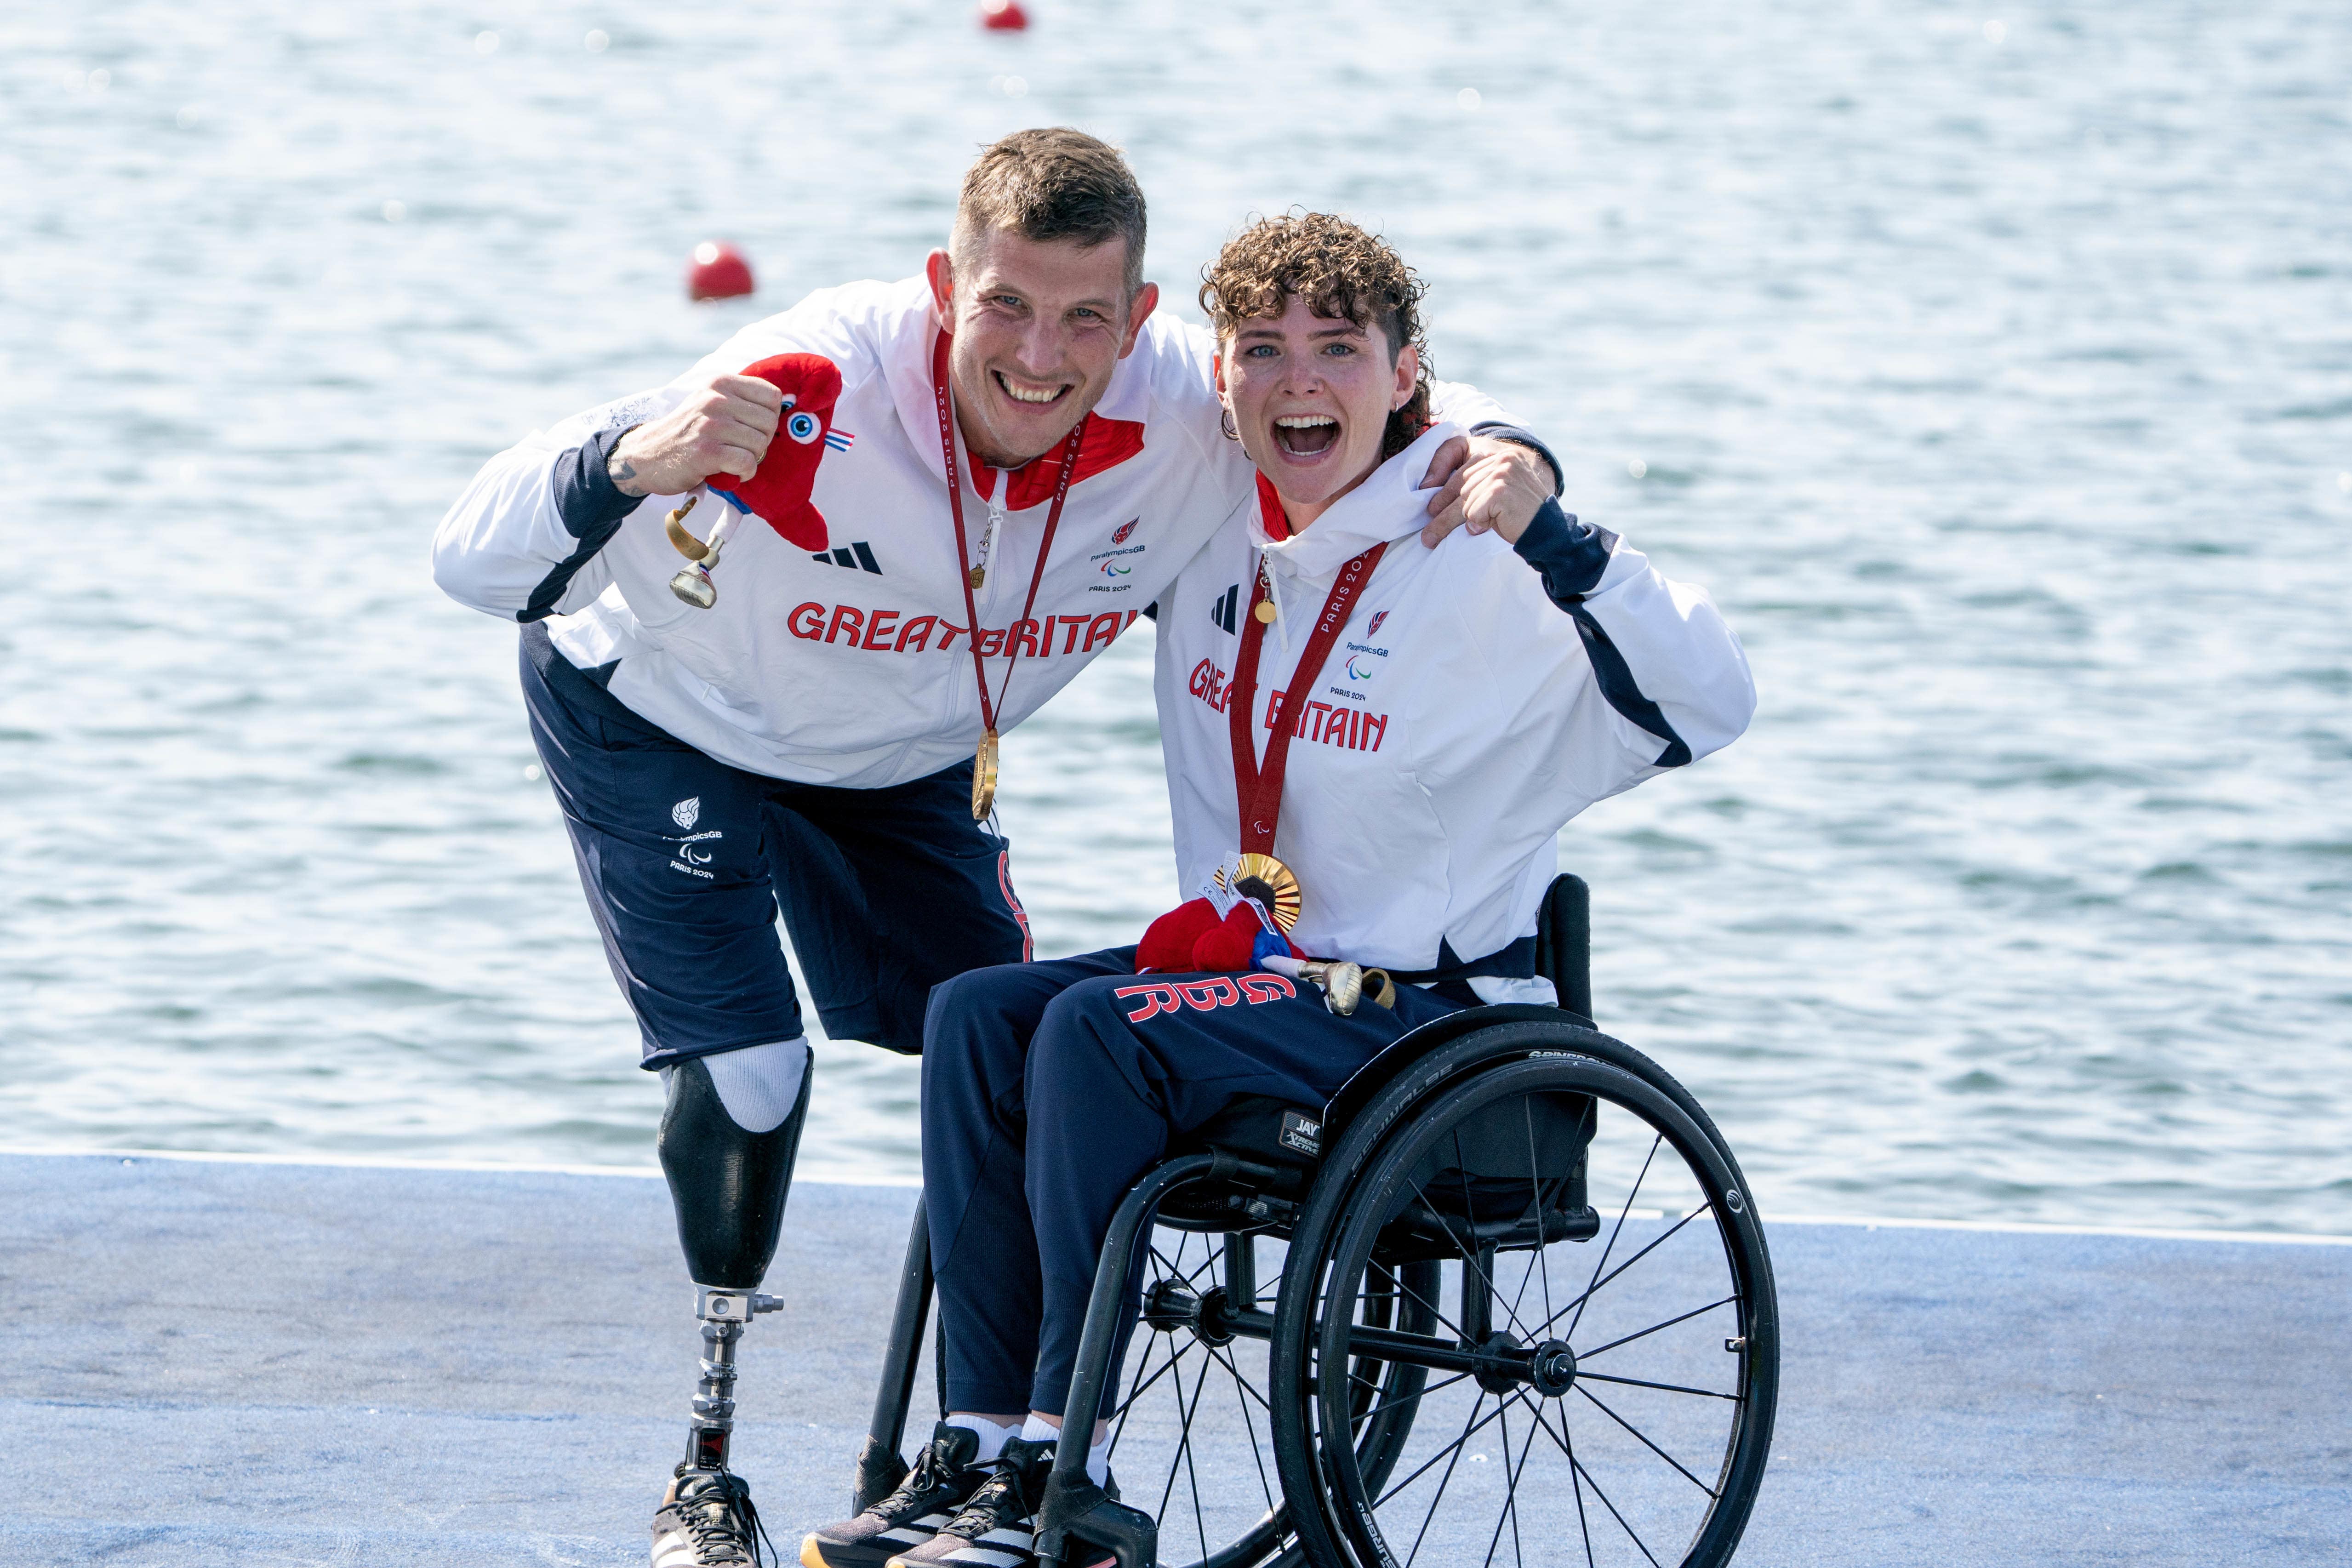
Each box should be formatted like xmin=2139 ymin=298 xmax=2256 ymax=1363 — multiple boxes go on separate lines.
xmin=1467 ymin=1331 xmax=1576 ymax=1397
xmin=1142 ymin=1279 xmax=1239 ymax=1346
xmin=1530 ymin=1338 xmax=1578 ymax=1397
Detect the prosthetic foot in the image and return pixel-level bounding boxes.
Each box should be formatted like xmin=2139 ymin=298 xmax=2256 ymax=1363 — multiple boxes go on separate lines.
xmin=652 ymin=1047 xmax=812 ymax=1564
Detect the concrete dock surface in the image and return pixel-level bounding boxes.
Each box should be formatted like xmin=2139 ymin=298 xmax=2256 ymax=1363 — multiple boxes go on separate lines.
xmin=1 ymin=1152 xmax=2344 ymax=1566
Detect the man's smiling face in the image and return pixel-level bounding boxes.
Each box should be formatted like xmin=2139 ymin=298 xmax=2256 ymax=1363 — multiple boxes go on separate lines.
xmin=927 ymin=227 xmax=1159 ymax=471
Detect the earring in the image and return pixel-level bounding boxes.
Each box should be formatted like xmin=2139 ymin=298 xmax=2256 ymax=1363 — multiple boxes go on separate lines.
xmin=1219 ymin=406 xmax=1239 ymax=442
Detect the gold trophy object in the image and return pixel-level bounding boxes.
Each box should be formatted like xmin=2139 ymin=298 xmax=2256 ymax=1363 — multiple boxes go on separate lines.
xmin=666 ymin=495 xmax=740 ymax=608
xmin=1262 ymin=955 xmax=1395 ymax=1017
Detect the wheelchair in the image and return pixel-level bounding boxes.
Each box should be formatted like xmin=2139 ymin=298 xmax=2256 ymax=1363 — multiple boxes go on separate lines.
xmin=851 ymin=875 xmax=1779 ymax=1568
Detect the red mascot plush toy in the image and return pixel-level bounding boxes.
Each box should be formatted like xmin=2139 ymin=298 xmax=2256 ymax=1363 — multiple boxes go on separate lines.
xmin=1136 ymin=897 xmax=1302 ymax=975
xmin=706 ymin=352 xmax=845 ymax=552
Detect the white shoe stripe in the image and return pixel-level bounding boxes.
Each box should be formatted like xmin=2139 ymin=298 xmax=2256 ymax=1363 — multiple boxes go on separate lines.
xmin=974 ymin=1528 xmax=1033 ymax=1547
xmin=650 ymin=1526 xmax=695 ymax=1568
xmin=944 ymin=1550 xmax=1030 ymax=1568
xmin=879 ymin=1528 xmax=931 ymax=1545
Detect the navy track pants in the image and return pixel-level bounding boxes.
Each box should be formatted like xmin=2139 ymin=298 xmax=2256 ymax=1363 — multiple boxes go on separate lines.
xmin=519 ymin=624 xmax=1033 ymax=1065
xmin=919 ymin=948 xmax=1466 ymax=1419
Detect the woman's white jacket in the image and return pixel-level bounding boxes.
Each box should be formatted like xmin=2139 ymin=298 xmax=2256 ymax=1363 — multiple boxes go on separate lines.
xmin=1151 ymin=423 xmax=1756 ymax=983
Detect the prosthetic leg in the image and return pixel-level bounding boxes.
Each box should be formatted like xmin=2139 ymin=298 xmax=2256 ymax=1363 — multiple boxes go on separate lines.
xmin=659 ymin=1048 xmax=814 ymax=1476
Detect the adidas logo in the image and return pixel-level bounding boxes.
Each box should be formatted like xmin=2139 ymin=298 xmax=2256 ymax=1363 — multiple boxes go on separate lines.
xmin=811 ymin=542 xmax=884 ymax=575
xmin=1210 ymin=583 xmax=1240 ymax=635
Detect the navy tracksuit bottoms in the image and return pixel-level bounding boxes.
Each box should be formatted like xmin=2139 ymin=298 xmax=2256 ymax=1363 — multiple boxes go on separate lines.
xmin=519 ymin=624 xmax=1033 ymax=1065
xmin=919 ymin=948 xmax=1466 ymax=1419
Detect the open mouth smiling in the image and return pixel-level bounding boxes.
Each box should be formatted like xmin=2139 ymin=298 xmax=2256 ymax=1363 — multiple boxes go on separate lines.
xmin=994 ymin=370 xmax=1071 ymax=407
xmin=1272 ymin=412 xmax=1341 ymax=458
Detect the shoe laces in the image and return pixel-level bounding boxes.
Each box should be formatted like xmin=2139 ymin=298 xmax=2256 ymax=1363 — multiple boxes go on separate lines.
xmin=879 ymin=1441 xmax=958 ymax=1513
xmin=943 ymin=1461 xmax=1036 ymax=1539
xmin=680 ymin=1468 xmax=778 ymax=1567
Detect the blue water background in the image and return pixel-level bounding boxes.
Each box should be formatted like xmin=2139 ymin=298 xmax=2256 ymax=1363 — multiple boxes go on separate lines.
xmin=3 ymin=0 xmax=2348 ymax=1231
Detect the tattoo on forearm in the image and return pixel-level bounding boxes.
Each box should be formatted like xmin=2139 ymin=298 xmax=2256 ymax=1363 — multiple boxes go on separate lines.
xmin=608 ymin=451 xmax=646 ymax=496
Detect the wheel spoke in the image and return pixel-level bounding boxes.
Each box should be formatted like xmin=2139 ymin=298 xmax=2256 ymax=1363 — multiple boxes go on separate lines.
xmin=1342 ymin=1366 xmax=1474 ymax=1427
xmin=1210 ymin=1343 xmax=1277 ymax=1512
xmin=1519 ymin=1397 xmax=1595 ymax=1568
xmin=1401 ymin=1391 xmax=1483 ymax=1568
xmin=1567 ymin=1134 xmax=1660 ymax=1342
xmin=1217 ymin=1347 xmax=1277 ymax=1413
xmin=1374 ymin=1393 xmax=1510 ymax=1509
xmin=1116 ymin=1332 xmax=1193 ymax=1430
xmin=1576 ymin=1368 xmax=1742 ymax=1402
xmin=1107 ymin=1331 xmax=1165 ymax=1460
xmin=1420 ymin=1170 xmax=1535 ymax=1341
xmin=1533 ymin=1401 xmax=1665 ymax=1568
xmin=1507 ymin=1096 xmax=1555 ymax=1335
xmin=1180 ymin=1351 xmax=1210 ymax=1560
xmin=1537 ymin=1200 xmax=1709 ymax=1343
xmin=1576 ymin=1294 xmax=1741 ymax=1361
xmin=1576 ymin=1384 xmax=1719 ymax=1497
xmin=1390 ymin=1260 xmax=1475 ymax=1346
xmin=1480 ymin=1397 xmax=1540 ymax=1568
xmin=1155 ymin=1341 xmax=1210 ymax=1537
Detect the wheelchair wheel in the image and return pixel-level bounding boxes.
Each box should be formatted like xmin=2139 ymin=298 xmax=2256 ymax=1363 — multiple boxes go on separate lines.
xmin=1102 ymin=1226 xmax=1444 ymax=1568
xmin=1272 ymin=1034 xmax=1778 ymax=1568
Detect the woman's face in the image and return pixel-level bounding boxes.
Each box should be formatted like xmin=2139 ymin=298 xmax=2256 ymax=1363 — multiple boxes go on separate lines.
xmin=1222 ymin=292 xmax=1419 ymax=527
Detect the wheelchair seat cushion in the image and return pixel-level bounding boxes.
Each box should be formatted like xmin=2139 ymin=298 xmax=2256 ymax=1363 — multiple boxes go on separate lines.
xmin=1173 ymin=1092 xmax=1325 ymax=1173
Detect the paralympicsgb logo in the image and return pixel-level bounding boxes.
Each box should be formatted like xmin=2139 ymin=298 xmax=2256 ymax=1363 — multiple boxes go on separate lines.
xmin=672 ymin=797 xmax=701 ymax=830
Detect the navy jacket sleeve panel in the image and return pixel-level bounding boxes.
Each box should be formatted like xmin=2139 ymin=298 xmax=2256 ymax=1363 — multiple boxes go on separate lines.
xmin=521 ymin=428 xmax=644 ymax=623
xmin=1467 ymin=421 xmax=1564 ymax=496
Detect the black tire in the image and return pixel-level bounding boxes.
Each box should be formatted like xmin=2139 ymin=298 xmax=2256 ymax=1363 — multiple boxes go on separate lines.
xmin=1272 ymin=1027 xmax=1778 ymax=1568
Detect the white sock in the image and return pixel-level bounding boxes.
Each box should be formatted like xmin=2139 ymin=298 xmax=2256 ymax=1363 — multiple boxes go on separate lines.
xmin=692 ymin=1037 xmax=809 ymax=1134
xmin=1018 ymin=1414 xmax=1108 ymax=1487
xmin=944 ymin=1413 xmax=1015 ymax=1463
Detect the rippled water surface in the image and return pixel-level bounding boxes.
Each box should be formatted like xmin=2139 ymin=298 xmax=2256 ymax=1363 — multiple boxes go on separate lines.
xmin=5 ymin=0 xmax=2348 ymax=1231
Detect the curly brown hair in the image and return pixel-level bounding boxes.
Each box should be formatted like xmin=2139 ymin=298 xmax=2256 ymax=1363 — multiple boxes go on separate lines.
xmin=1199 ymin=211 xmax=1432 ymax=459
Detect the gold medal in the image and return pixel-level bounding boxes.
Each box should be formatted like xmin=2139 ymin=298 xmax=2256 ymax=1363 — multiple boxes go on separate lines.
xmin=1213 ymin=851 xmax=1303 ymax=933
xmin=968 ymin=565 xmax=986 ymax=590
xmin=1254 ymin=599 xmax=1277 ymax=624
xmin=971 ymin=728 xmax=1000 ymax=820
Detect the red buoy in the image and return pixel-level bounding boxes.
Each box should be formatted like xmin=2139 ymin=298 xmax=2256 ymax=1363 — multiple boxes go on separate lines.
xmin=980 ymin=0 xmax=1029 ymax=31
xmin=685 ymin=241 xmax=755 ymax=301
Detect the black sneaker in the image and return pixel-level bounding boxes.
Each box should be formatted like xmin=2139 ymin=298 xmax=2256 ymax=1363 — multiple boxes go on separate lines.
xmin=653 ymin=1465 xmax=772 ymax=1568
xmin=883 ymin=1436 xmax=1059 ymax=1568
xmin=801 ymin=1423 xmax=990 ymax=1568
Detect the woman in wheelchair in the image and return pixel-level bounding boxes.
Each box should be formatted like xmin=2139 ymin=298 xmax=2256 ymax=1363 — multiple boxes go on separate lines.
xmin=802 ymin=215 xmax=1758 ymax=1568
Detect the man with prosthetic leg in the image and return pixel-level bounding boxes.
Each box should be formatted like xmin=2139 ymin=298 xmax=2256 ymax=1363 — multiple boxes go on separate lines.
xmin=649 ymin=1046 xmax=811 ymax=1567
xmin=436 ymin=131 xmax=1564 ymax=1568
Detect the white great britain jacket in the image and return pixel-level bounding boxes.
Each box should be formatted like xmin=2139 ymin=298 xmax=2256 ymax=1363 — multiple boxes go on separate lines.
xmin=1152 ymin=422 xmax=1756 ymax=990
xmin=431 ymin=278 xmax=1525 ymax=789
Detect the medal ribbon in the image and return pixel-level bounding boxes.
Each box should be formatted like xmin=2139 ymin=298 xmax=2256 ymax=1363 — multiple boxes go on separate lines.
xmin=1227 ymin=495 xmax=1387 ymax=856
xmin=932 ymin=329 xmax=1084 ymax=739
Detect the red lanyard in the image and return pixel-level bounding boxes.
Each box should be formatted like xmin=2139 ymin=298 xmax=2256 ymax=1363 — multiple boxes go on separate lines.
xmin=931 ymin=329 xmax=1083 ymax=734
xmin=1227 ymin=511 xmax=1386 ymax=855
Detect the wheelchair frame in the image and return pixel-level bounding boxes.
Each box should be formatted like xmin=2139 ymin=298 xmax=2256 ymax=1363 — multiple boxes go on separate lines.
xmin=850 ymin=875 xmax=1779 ymax=1568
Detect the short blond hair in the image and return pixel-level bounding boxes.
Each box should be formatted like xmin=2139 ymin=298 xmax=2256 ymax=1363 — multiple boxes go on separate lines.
xmin=953 ymin=127 xmax=1147 ymax=298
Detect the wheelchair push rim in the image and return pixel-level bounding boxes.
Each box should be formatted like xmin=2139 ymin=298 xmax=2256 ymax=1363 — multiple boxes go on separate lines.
xmin=1293 ymin=1051 xmax=1779 ymax=1568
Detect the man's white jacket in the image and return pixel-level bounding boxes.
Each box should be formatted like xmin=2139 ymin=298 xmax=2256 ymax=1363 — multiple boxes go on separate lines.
xmin=1152 ymin=423 xmax=1756 ymax=982
xmin=431 ymin=277 xmax=1525 ymax=789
